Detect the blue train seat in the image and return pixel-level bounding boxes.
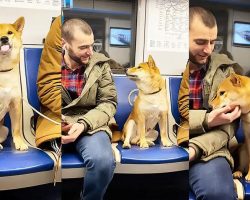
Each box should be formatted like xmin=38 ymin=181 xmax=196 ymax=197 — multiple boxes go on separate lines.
xmin=63 ymin=76 xmax=189 ymax=177
xmin=0 ymin=47 xmax=55 ymax=190
xmin=169 ymin=76 xmax=182 ymax=124
xmin=112 ymin=75 xmax=188 ymax=175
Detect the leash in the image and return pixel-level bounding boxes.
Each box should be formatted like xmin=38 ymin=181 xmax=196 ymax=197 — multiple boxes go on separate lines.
xmin=21 ymin=97 xmax=60 ymax=125
xmin=174 ymin=122 xmax=189 ymax=130
xmin=22 ymin=97 xmax=61 ymax=185
xmin=52 ymin=141 xmax=62 ymax=186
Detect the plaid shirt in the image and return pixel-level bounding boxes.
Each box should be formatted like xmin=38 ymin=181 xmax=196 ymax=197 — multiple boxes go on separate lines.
xmin=61 ymin=59 xmax=86 ymax=100
xmin=189 ymin=67 xmax=206 ymax=110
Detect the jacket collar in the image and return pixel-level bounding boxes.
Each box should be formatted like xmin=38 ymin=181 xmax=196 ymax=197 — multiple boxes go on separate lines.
xmin=84 ymin=52 xmax=110 ymax=78
xmin=63 ymin=52 xmax=110 ymax=109
xmin=205 ymin=53 xmax=242 ymax=85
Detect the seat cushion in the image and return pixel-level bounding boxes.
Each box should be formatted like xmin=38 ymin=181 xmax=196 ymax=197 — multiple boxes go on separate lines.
xmin=116 ymin=142 xmax=188 ymax=164
xmin=62 ymin=152 xmax=85 ymax=169
xmin=0 ymin=147 xmax=54 ymax=176
xmin=243 ymin=179 xmax=250 ymax=198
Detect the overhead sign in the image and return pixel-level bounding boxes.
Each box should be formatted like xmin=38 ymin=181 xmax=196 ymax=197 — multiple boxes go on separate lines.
xmin=0 ymin=0 xmax=61 ymax=10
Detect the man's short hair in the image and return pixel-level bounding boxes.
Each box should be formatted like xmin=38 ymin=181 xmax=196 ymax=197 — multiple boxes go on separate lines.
xmin=189 ymin=7 xmax=217 ymax=29
xmin=62 ymin=18 xmax=93 ymax=43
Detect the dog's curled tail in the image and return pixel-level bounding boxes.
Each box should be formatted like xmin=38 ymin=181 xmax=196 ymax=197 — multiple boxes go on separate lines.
xmin=109 ymin=123 xmax=123 ymax=143
xmin=112 ymin=130 xmax=123 ymax=143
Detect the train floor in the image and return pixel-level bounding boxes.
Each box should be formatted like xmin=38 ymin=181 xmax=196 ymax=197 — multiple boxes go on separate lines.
xmin=1 ymin=171 xmax=188 ymax=200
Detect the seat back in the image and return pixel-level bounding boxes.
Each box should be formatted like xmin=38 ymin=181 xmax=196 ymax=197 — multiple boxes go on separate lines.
xmin=168 ymin=76 xmax=182 ymax=124
xmin=236 ymin=121 xmax=244 ymax=143
xmin=113 ymin=76 xmax=137 ymax=130
xmin=20 ymin=47 xmax=43 ymax=145
xmin=24 ymin=48 xmax=43 ymax=110
xmin=3 ymin=114 xmax=12 ymax=147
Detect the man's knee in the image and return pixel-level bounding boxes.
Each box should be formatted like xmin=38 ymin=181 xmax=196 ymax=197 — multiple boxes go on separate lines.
xmin=85 ymin=150 xmax=115 ymax=172
xmin=200 ymin=185 xmax=236 ymax=200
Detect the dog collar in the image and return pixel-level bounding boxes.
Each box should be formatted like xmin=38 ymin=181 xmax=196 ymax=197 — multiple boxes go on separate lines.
xmin=0 ymin=68 xmax=13 ymax=72
xmin=141 ymin=88 xmax=162 ymax=95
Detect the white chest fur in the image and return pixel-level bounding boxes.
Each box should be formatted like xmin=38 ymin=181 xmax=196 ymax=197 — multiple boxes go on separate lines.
xmin=0 ymin=70 xmax=20 ymax=99
xmin=138 ymin=90 xmax=168 ymax=129
xmin=0 ymin=69 xmax=19 ymax=86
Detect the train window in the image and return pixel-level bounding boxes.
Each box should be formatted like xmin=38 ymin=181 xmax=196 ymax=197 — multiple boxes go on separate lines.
xmin=109 ymin=27 xmax=131 ymax=47
xmin=233 ymin=21 xmax=250 ymax=47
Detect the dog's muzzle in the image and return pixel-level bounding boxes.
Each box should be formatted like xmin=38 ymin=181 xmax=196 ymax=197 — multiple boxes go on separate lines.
xmin=1 ymin=36 xmax=9 ymax=44
xmin=0 ymin=36 xmax=12 ymax=54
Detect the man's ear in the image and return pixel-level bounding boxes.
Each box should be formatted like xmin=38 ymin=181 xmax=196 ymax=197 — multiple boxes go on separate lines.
xmin=62 ymin=38 xmax=67 ymax=49
xmin=230 ymin=73 xmax=242 ymax=87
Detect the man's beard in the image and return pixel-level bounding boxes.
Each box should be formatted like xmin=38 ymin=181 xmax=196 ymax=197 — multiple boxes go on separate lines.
xmin=189 ymin=51 xmax=207 ymax=68
xmin=67 ymin=47 xmax=84 ymax=65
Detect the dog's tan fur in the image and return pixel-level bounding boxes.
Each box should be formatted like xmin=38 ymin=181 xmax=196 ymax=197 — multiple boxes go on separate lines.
xmin=0 ymin=17 xmax=28 ymax=150
xmin=121 ymin=55 xmax=172 ymax=148
xmin=210 ymin=73 xmax=250 ymax=180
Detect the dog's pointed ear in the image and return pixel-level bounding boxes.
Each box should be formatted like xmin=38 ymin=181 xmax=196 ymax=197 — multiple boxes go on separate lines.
xmin=13 ymin=17 xmax=25 ymax=33
xmin=230 ymin=73 xmax=241 ymax=87
xmin=148 ymin=55 xmax=156 ymax=68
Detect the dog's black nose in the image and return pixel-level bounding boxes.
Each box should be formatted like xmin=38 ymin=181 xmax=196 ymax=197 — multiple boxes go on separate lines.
xmin=0 ymin=36 xmax=9 ymax=44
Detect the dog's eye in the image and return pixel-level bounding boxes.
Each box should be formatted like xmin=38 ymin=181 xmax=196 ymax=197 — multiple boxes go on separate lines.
xmin=7 ymin=31 xmax=13 ymax=35
xmin=219 ymin=91 xmax=225 ymax=96
xmin=137 ymin=66 xmax=142 ymax=69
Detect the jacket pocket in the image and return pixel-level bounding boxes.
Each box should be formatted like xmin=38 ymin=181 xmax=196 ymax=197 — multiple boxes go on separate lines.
xmin=79 ymin=83 xmax=98 ymax=106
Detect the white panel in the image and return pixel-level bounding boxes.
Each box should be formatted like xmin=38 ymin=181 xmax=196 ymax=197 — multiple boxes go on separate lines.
xmin=136 ymin=0 xmax=189 ymax=75
xmin=0 ymin=7 xmax=61 ymax=45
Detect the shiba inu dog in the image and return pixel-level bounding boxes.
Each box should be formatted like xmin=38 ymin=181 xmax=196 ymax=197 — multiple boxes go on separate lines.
xmin=0 ymin=17 xmax=28 ymax=150
xmin=210 ymin=73 xmax=250 ymax=180
xmin=122 ymin=55 xmax=172 ymax=148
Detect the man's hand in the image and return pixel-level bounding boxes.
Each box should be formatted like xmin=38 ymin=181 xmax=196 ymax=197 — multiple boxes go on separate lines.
xmin=62 ymin=123 xmax=72 ymax=132
xmin=61 ymin=123 xmax=85 ymax=144
xmin=208 ymin=105 xmax=241 ymax=128
xmin=189 ymin=146 xmax=196 ymax=162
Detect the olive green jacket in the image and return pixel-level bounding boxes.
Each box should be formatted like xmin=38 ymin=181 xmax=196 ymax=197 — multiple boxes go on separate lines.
xmin=62 ymin=52 xmax=117 ymax=139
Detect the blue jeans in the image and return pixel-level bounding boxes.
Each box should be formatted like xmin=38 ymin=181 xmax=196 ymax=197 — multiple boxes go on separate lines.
xmin=75 ymin=131 xmax=115 ymax=200
xmin=189 ymin=157 xmax=237 ymax=200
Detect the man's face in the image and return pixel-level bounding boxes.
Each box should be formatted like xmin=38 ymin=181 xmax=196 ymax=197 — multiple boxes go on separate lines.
xmin=189 ymin=15 xmax=218 ymax=66
xmin=65 ymin=28 xmax=94 ymax=65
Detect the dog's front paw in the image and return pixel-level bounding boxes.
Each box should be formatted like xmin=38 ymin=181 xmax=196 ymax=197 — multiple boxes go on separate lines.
xmin=161 ymin=139 xmax=173 ymax=147
xmin=131 ymin=137 xmax=139 ymax=144
xmin=146 ymin=140 xmax=155 ymax=146
xmin=138 ymin=139 xmax=149 ymax=148
xmin=233 ymin=171 xmax=243 ymax=179
xmin=0 ymin=144 xmax=3 ymax=150
xmin=14 ymin=137 xmax=28 ymax=150
xmin=122 ymin=142 xmax=131 ymax=149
